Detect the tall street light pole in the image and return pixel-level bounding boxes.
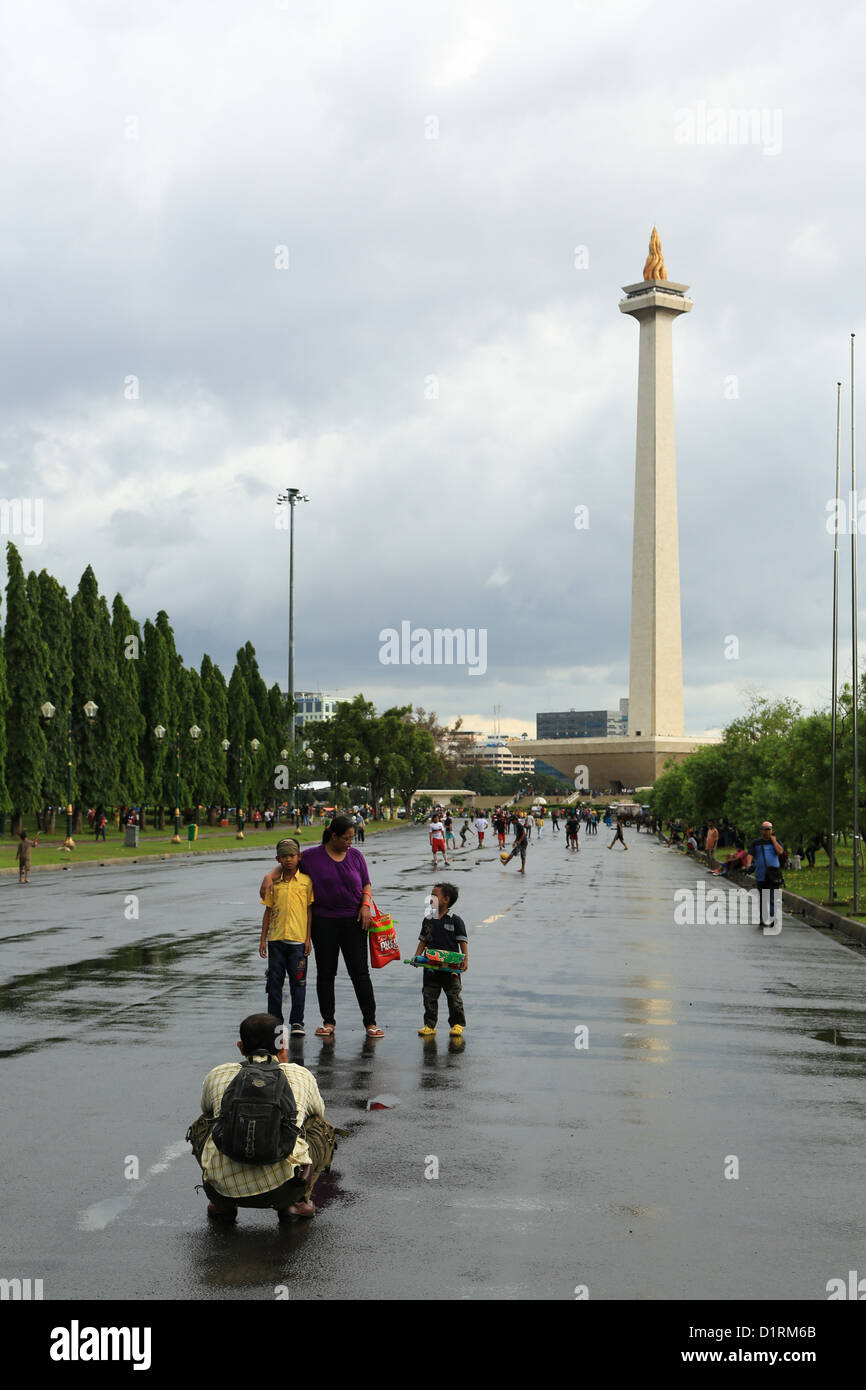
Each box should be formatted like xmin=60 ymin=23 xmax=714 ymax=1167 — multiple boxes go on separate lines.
xmin=276 ymin=487 xmax=310 ymax=765
xmin=830 ymin=381 xmax=842 ymax=904
xmin=852 ymin=334 xmax=860 ymax=913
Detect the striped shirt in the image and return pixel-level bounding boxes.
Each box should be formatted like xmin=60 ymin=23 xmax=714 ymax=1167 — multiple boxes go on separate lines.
xmin=199 ymin=1056 xmax=325 ymax=1198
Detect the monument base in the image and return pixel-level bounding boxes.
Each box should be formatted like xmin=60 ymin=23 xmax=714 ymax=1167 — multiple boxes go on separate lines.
xmin=521 ymin=734 xmax=720 ymax=794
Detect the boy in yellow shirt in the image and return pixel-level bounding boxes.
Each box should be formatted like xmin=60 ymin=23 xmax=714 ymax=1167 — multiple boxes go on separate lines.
xmin=259 ymin=838 xmax=314 ymax=1035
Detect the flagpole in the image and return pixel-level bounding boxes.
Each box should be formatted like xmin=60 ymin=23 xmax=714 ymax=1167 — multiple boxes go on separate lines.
xmin=852 ymin=334 xmax=859 ymax=913
xmin=830 ymin=382 xmax=841 ymax=903
xmin=828 ymin=383 xmax=845 ymax=900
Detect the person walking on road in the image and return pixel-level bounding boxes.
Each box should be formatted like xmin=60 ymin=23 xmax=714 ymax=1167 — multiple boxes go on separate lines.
xmin=473 ymin=814 xmax=489 ymax=847
xmin=260 ymin=816 xmax=384 ymax=1038
xmin=608 ymin=816 xmax=628 ymax=851
xmin=565 ymin=814 xmax=579 ymax=852
xmin=705 ymin=820 xmax=719 ymax=871
xmin=429 ymin=814 xmax=450 ymax=868
xmin=17 ymin=830 xmax=38 ymax=883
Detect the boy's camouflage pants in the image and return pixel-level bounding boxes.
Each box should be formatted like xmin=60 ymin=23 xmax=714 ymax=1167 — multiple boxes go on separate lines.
xmin=422 ymin=969 xmax=466 ymax=1028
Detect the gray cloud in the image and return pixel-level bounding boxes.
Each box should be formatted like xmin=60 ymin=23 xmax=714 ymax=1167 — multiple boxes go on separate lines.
xmin=2 ymin=0 xmax=865 ymax=734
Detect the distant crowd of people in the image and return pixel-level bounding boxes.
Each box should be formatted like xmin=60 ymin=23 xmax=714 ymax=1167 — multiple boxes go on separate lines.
xmin=421 ymin=801 xmax=648 ymax=871
xmin=661 ymin=817 xmax=826 ymax=875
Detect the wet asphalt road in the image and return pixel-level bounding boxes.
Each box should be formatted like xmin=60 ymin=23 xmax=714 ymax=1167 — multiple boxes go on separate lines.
xmin=1 ymin=823 xmax=865 ymax=1302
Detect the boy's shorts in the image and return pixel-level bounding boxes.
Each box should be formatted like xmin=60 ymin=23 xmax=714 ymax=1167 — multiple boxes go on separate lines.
xmin=431 ymin=837 xmax=446 ymax=853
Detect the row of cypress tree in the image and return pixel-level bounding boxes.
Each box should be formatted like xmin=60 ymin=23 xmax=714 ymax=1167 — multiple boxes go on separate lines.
xmin=1 ymin=542 xmax=292 ymax=832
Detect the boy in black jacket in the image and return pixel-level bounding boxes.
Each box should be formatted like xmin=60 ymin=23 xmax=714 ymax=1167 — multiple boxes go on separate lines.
xmin=415 ymin=883 xmax=468 ymax=1038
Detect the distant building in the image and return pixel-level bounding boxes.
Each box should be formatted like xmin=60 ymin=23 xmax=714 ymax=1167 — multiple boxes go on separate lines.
xmin=460 ymin=736 xmax=536 ymax=776
xmin=447 ymin=729 xmax=485 ymax=754
xmin=533 ymin=761 xmax=574 ymax=783
xmin=412 ymin=788 xmax=478 ymax=807
xmin=536 ymin=702 xmax=628 ymax=740
xmin=292 ymin=691 xmax=340 ymax=728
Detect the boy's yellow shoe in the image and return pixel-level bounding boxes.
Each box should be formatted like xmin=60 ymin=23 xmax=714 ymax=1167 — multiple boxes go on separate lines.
xmin=418 ymin=1025 xmax=436 ymax=1036
xmin=449 ymin=1024 xmax=464 ymax=1037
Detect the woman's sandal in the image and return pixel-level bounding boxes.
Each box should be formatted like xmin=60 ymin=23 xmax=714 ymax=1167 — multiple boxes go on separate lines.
xmin=315 ymin=1024 xmax=335 ymax=1036
xmin=365 ymin=1025 xmax=385 ymax=1038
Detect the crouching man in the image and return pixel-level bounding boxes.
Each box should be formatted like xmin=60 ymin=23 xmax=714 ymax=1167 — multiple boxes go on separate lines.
xmin=187 ymin=1013 xmax=344 ymax=1222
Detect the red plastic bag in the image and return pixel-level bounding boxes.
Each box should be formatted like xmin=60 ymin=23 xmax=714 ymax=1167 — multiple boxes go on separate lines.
xmin=367 ymin=902 xmax=400 ymax=968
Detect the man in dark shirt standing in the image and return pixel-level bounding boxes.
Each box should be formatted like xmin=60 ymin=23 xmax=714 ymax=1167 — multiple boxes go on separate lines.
xmin=415 ymin=883 xmax=468 ymax=1038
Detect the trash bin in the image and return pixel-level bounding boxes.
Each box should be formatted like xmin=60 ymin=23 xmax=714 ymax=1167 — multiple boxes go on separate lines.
xmin=187 ymin=823 xmax=198 ymax=847
xmin=124 ymin=826 xmax=139 ymax=848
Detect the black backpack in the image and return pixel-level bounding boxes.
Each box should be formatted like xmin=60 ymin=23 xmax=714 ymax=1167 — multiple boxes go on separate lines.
xmin=212 ymin=1058 xmax=299 ymax=1164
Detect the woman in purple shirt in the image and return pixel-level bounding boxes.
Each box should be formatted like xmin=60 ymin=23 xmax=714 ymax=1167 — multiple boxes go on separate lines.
xmin=261 ymin=815 xmax=384 ymax=1038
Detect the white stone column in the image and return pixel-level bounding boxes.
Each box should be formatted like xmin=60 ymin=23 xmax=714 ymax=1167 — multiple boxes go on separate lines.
xmin=619 ymin=277 xmax=692 ymax=738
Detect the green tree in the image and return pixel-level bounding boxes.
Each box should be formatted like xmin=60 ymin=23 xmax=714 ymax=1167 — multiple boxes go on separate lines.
xmin=721 ymin=696 xmax=802 ymax=836
xmin=201 ymin=654 xmax=230 ymax=822
xmin=311 ymin=694 xmax=394 ymax=813
xmin=647 ymin=758 xmax=690 ymax=826
xmin=179 ymin=665 xmax=210 ymax=821
xmin=387 ymin=709 xmax=438 ymax=814
xmin=70 ymin=566 xmax=120 ymax=825
xmin=140 ymin=618 xmax=173 ymax=828
xmin=35 ymin=570 xmax=73 ymax=831
xmin=111 ymin=595 xmax=146 ymax=809
xmin=5 ymin=544 xmax=48 ymax=831
xmin=234 ymin=644 xmax=273 ymax=809
xmin=0 ymin=587 xmax=11 ymax=826
xmin=227 ymin=665 xmax=256 ymax=821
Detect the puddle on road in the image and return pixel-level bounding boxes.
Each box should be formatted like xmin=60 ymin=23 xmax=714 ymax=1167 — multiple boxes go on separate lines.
xmin=612 ymin=1202 xmax=666 ymax=1220
xmin=812 ymin=1028 xmax=860 ymax=1047
xmin=0 ymin=931 xmax=222 ymax=1016
xmin=621 ymin=1034 xmax=671 ymax=1061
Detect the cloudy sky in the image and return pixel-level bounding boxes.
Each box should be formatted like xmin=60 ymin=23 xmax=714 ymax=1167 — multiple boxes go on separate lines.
xmin=3 ymin=0 xmax=865 ymax=737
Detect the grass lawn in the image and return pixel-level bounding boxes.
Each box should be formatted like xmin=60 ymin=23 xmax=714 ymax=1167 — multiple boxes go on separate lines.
xmin=782 ymin=845 xmax=866 ymax=920
xmin=1 ymin=815 xmax=404 ymax=873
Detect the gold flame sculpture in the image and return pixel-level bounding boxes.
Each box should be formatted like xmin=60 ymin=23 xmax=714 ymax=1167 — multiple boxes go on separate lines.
xmin=642 ymin=227 xmax=667 ymax=281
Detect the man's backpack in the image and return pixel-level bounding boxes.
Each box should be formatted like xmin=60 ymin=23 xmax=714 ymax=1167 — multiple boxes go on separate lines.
xmin=211 ymin=1058 xmax=299 ymax=1164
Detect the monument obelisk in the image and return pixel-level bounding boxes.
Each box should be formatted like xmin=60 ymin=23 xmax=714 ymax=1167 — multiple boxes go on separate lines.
xmin=520 ymin=231 xmax=715 ymax=791
xmin=619 ymin=228 xmax=692 ymax=738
